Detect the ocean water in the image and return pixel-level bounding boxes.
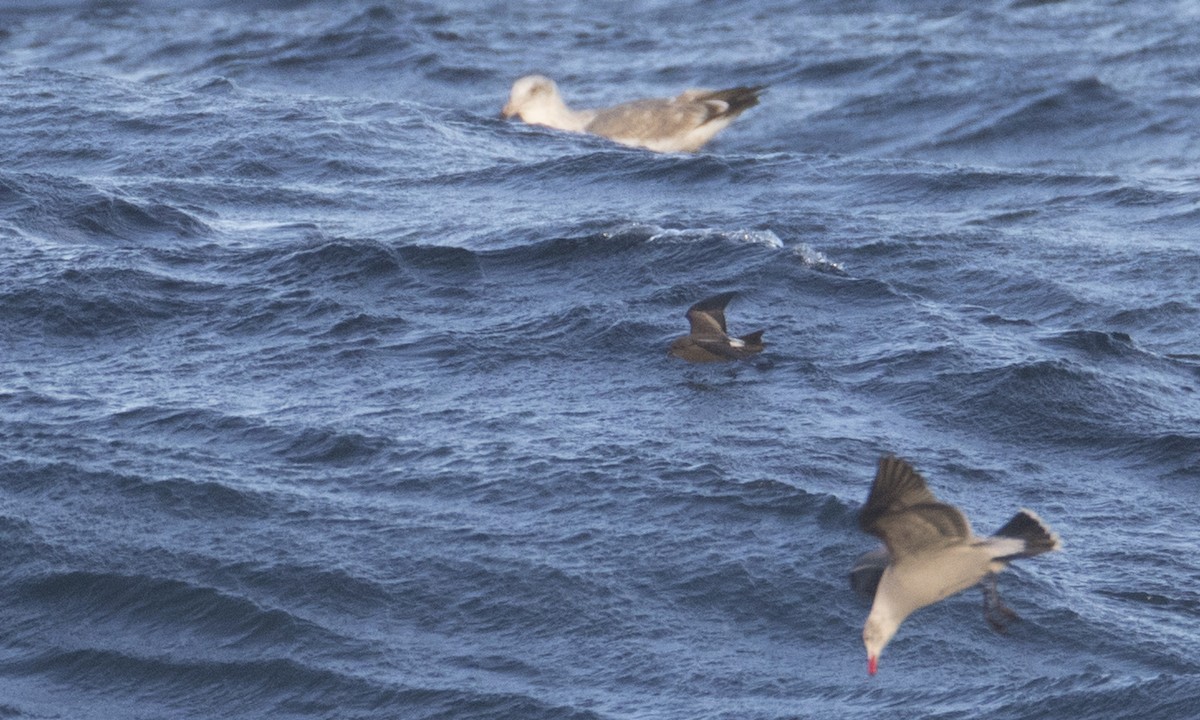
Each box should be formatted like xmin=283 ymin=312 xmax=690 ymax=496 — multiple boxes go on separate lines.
xmin=2 ymin=1 xmax=1199 ymax=718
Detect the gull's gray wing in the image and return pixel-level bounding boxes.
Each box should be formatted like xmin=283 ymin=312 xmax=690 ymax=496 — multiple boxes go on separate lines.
xmin=586 ymin=97 xmax=713 ymax=141
xmin=858 ymin=456 xmax=972 ymax=560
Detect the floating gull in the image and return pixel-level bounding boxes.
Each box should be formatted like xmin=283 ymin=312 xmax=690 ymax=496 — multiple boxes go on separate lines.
xmin=668 ymin=291 xmax=765 ymax=362
xmin=856 ymin=455 xmax=1061 ymax=676
xmin=501 ymin=75 xmax=764 ymax=153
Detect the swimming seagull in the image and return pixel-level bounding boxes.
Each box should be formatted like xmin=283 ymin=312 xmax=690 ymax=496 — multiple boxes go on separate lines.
xmin=500 ymin=75 xmax=764 ymax=153
xmin=668 ymin=291 xmax=765 ymax=362
xmin=856 ymin=455 xmax=1061 ymax=676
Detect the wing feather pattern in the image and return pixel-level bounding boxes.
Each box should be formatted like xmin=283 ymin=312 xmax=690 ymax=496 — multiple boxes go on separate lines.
xmin=858 ymin=456 xmax=972 ymax=560
xmin=685 ymin=291 xmax=734 ymax=334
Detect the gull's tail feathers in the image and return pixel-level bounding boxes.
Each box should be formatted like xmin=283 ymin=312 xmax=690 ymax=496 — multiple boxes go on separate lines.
xmin=990 ymin=508 xmax=1061 ymax=561
xmin=704 ymin=86 xmax=765 ymax=117
xmin=738 ymin=329 xmax=766 ymax=351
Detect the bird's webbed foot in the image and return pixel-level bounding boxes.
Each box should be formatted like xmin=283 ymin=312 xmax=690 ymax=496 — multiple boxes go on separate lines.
xmin=982 ymin=572 xmax=1020 ymax=633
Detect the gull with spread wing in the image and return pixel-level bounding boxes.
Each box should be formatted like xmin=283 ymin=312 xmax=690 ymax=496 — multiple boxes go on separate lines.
xmin=856 ymin=455 xmax=1061 ymax=675
xmin=668 ymin=291 xmax=765 ymax=363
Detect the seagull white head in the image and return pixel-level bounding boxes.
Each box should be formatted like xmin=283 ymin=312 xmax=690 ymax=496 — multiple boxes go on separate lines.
xmin=863 ymin=612 xmax=898 ymax=676
xmin=500 ymin=75 xmax=580 ymax=129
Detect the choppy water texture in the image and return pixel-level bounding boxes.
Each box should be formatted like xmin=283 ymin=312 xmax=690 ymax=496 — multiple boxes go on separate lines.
xmin=2 ymin=1 xmax=1199 ymax=718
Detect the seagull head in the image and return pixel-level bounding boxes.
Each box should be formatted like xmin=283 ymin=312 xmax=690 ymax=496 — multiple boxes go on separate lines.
xmin=501 ymin=74 xmax=561 ymax=121
xmin=862 ymin=614 xmax=898 ymax=676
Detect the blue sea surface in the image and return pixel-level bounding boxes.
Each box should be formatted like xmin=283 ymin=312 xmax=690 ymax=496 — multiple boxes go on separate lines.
xmin=2 ymin=1 xmax=1199 ymax=718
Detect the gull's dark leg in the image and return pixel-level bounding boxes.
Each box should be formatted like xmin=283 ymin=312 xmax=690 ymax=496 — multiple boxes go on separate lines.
xmin=982 ymin=572 xmax=1020 ymax=632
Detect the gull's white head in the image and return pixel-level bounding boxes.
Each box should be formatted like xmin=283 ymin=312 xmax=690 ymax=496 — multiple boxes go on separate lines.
xmin=862 ymin=614 xmax=899 ymax=676
xmin=501 ymin=75 xmax=574 ymax=128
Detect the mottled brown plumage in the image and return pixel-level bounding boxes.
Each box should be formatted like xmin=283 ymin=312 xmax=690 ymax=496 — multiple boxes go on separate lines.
xmin=668 ymin=291 xmax=765 ymax=362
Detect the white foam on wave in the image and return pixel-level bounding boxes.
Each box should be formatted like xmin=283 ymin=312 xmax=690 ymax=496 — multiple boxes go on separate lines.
xmin=791 ymin=243 xmax=844 ymax=273
xmin=642 ymin=226 xmax=849 ymax=272
xmin=646 ymin=226 xmax=783 ymax=249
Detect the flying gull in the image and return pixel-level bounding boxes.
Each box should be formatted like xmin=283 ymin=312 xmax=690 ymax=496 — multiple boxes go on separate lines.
xmin=856 ymin=455 xmax=1061 ymax=676
xmin=501 ymin=75 xmax=764 ymax=153
xmin=668 ymin=291 xmax=765 ymax=362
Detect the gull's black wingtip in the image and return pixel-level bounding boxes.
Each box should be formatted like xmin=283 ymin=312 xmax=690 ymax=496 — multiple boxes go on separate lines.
xmin=992 ymin=508 xmax=1061 ymax=557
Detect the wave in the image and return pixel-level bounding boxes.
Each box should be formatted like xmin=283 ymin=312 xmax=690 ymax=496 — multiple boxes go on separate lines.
xmin=1126 ymin=433 xmax=1200 ymax=481
xmin=11 ymin=570 xmax=342 ymax=650
xmin=939 ymin=77 xmax=1136 ymax=146
xmin=975 ymin=672 xmax=1200 ymax=720
xmin=1039 ymin=329 xmax=1138 ymax=360
xmin=68 ymin=194 xmax=211 ymax=242
xmin=109 ymin=404 xmax=399 ymax=469
xmin=859 ymin=354 xmax=1196 ymax=466
xmin=1 ymin=645 xmax=602 ymax=720
xmin=0 ymin=457 xmax=271 ymax=524
xmin=1107 ymin=301 xmax=1200 ymax=339
xmin=52 ymin=271 xmax=226 ymax=336
xmin=0 ymin=267 xmax=221 ymax=340
xmin=0 ymin=172 xmax=211 ymax=243
xmin=436 ymin=145 xmax=771 ymax=190
xmin=277 ymin=426 xmax=392 ymax=466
